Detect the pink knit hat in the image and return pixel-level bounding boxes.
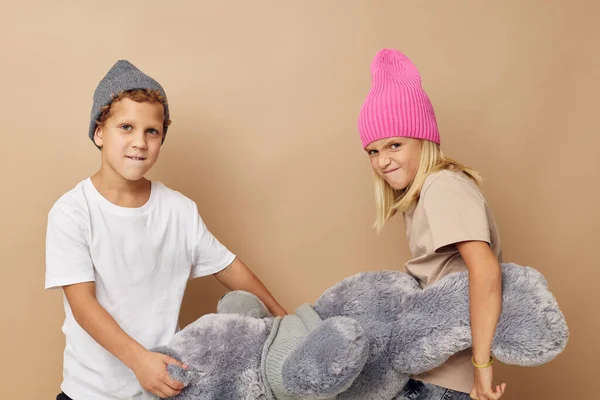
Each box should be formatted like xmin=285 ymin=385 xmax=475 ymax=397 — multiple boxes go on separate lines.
xmin=358 ymin=48 xmax=440 ymax=148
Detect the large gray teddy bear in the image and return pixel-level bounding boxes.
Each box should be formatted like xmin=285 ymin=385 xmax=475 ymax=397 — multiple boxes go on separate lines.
xmin=143 ymin=263 xmax=569 ymax=400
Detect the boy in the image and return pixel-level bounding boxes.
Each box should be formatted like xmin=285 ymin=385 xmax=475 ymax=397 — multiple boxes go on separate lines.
xmin=45 ymin=60 xmax=287 ymax=400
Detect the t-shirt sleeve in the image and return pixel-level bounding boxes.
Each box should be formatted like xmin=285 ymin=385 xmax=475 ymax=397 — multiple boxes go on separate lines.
xmin=422 ymin=175 xmax=491 ymax=253
xmin=45 ymin=203 xmax=95 ymax=290
xmin=190 ymin=206 xmax=236 ymax=279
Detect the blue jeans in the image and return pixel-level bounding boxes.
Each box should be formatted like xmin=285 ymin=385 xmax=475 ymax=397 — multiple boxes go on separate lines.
xmin=57 ymin=381 xmax=470 ymax=400
xmin=394 ymin=379 xmax=472 ymax=400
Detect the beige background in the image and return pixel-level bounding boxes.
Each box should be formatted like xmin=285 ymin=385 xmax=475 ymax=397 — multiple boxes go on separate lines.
xmin=1 ymin=1 xmax=597 ymax=398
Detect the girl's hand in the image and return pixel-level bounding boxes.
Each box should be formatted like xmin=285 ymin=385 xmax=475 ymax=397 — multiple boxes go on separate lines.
xmin=470 ymin=364 xmax=506 ymax=400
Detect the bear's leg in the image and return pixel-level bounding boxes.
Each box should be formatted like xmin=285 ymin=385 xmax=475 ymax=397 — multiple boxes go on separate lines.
xmin=281 ymin=316 xmax=369 ymax=398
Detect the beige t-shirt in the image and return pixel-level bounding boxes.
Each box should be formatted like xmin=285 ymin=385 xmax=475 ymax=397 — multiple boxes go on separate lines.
xmin=402 ymin=167 xmax=502 ymax=394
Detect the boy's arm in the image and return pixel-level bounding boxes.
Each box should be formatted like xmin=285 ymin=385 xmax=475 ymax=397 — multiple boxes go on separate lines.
xmin=190 ymin=205 xmax=287 ymax=317
xmin=63 ymin=282 xmax=187 ymax=398
xmin=214 ymin=258 xmax=288 ymax=316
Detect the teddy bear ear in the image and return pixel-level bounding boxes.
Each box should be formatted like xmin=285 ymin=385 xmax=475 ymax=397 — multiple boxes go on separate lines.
xmin=217 ymin=290 xmax=272 ymax=318
xmin=281 ymin=316 xmax=370 ymax=398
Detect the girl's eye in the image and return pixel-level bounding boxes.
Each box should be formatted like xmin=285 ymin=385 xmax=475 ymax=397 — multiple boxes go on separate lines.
xmin=367 ymin=149 xmax=378 ymax=156
xmin=390 ymin=143 xmax=401 ymax=149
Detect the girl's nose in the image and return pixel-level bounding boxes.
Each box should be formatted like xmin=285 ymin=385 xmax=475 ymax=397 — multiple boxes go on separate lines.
xmin=378 ymin=154 xmax=391 ymax=169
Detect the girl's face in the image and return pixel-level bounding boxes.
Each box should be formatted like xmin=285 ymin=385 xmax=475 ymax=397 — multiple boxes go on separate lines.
xmin=365 ymin=137 xmax=422 ymax=190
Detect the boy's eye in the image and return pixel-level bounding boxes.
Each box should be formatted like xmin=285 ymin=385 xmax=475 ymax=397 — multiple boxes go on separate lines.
xmin=120 ymin=124 xmax=132 ymax=131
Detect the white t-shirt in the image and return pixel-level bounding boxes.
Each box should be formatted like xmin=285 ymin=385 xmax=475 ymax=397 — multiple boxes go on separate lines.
xmin=45 ymin=178 xmax=236 ymax=400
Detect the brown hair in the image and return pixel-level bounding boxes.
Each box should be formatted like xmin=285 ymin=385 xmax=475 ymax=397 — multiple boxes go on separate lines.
xmin=95 ymin=88 xmax=172 ymax=133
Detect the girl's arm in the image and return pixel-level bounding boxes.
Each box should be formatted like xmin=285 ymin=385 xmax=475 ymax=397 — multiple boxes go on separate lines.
xmin=456 ymin=240 xmax=507 ymax=399
xmin=456 ymin=240 xmax=502 ymax=363
xmin=214 ymin=257 xmax=288 ymax=317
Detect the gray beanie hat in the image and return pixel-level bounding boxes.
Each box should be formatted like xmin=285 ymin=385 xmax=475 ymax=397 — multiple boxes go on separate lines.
xmin=89 ymin=60 xmax=170 ymax=149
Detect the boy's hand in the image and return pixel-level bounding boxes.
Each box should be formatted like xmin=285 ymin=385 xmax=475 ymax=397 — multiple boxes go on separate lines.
xmin=214 ymin=258 xmax=288 ymax=316
xmin=61 ymin=282 xmax=188 ymax=397
xmin=132 ymin=349 xmax=188 ymax=398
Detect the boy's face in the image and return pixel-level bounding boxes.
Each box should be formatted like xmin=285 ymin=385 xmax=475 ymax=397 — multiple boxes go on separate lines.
xmin=94 ymin=98 xmax=164 ymax=182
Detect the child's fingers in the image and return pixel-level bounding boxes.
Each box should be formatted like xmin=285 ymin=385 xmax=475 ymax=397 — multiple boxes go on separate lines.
xmin=484 ymin=385 xmax=505 ymax=400
xmin=161 ymin=354 xmax=188 ymax=369
xmin=158 ymin=354 xmax=187 ymax=391
xmin=164 ymin=373 xmax=185 ymax=390
xmin=152 ymin=388 xmax=167 ymax=399
xmin=158 ymin=382 xmax=182 ymax=398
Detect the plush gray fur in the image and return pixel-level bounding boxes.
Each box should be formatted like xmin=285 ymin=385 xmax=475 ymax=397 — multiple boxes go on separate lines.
xmin=281 ymin=316 xmax=370 ymax=398
xmin=145 ymin=314 xmax=273 ymax=400
xmin=141 ymin=263 xmax=568 ymax=399
xmin=217 ymin=290 xmax=271 ymax=318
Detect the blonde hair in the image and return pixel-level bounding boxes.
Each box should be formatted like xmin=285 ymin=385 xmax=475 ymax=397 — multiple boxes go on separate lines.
xmin=372 ymin=139 xmax=482 ymax=233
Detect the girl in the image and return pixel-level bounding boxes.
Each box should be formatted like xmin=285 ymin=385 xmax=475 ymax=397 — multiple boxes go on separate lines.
xmin=357 ymin=48 xmax=507 ymax=400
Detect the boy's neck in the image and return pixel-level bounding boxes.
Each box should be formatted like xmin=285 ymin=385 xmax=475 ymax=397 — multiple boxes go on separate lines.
xmin=90 ymin=170 xmax=152 ymax=208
